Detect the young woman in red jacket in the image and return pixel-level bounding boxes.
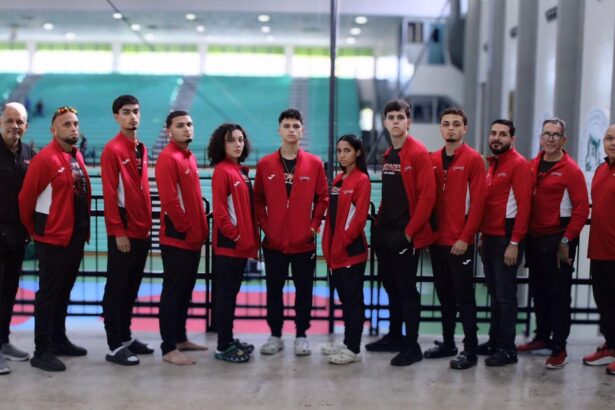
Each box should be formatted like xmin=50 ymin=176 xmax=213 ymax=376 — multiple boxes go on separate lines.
xmin=208 ymin=123 xmax=259 ymax=363
xmin=321 ymin=134 xmax=371 ymax=364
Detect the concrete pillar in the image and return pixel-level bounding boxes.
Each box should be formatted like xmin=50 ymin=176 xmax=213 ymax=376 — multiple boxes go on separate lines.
xmin=553 ymin=0 xmax=585 ymax=158
xmin=513 ymin=0 xmax=539 ymax=158
xmin=462 ymin=0 xmax=481 ymax=149
xmin=483 ymin=0 xmax=507 ymax=154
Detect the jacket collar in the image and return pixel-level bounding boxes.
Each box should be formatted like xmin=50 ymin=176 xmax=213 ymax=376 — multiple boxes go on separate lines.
xmin=488 ymin=146 xmax=517 ymax=165
xmin=169 ymin=140 xmax=192 ymax=157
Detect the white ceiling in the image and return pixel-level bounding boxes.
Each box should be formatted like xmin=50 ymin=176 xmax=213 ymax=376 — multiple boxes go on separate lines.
xmin=0 ymin=0 xmax=451 ymax=52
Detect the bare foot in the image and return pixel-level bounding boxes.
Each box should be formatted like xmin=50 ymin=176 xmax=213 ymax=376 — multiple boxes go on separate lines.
xmin=177 ymin=340 xmax=208 ymax=351
xmin=162 ymin=349 xmax=196 ymax=366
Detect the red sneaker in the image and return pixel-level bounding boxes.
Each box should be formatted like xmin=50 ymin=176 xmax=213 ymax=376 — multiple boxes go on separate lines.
xmin=545 ymin=349 xmax=567 ymax=369
xmin=517 ymin=339 xmax=548 ymax=353
xmin=607 ymin=362 xmax=615 ymax=376
xmin=582 ymin=344 xmax=615 ymax=366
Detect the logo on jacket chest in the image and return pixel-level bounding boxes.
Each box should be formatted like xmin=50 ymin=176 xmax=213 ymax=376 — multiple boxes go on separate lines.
xmin=267 ymin=174 xmax=276 ymax=180
xmin=233 ymin=180 xmax=241 ymax=188
xmin=57 ymin=167 xmax=65 ymax=173
xmin=299 ymin=175 xmax=310 ymax=182
xmin=453 ymin=166 xmax=465 ymax=172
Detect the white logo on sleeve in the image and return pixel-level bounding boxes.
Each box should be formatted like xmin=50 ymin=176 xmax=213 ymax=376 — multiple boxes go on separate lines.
xmin=268 ymin=174 xmax=276 ymax=180
xmin=233 ymin=181 xmax=241 ymax=187
xmin=122 ymin=159 xmax=130 ymax=165
xmin=58 ymin=167 xmax=65 ymax=173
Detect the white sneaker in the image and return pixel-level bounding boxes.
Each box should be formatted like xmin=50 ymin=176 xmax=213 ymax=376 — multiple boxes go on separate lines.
xmin=260 ymin=336 xmax=284 ymax=355
xmin=294 ymin=337 xmax=311 ymax=356
xmin=328 ymin=348 xmax=362 ymax=365
xmin=320 ymin=342 xmax=346 ymax=355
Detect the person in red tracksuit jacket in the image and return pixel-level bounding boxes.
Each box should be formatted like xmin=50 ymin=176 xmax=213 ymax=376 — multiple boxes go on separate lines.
xmin=101 ymin=95 xmax=153 ymax=366
xmin=209 ymin=122 xmax=259 ymax=363
xmin=478 ymin=119 xmax=531 ymax=367
xmin=426 ymin=107 xmax=486 ymax=370
xmin=583 ymin=124 xmax=615 ymax=376
xmin=365 ymin=99 xmax=437 ymax=367
xmin=520 ymin=118 xmax=589 ymax=370
xmin=254 ymin=109 xmax=328 ymax=357
xmin=19 ymin=106 xmax=90 ymax=372
xmin=321 ymin=134 xmax=371 ymax=365
xmin=155 ymin=111 xmax=209 ymax=366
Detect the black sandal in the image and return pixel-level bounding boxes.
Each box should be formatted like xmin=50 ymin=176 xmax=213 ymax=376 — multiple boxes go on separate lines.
xmin=215 ymin=345 xmax=250 ymax=363
xmin=234 ymin=339 xmax=255 ymax=354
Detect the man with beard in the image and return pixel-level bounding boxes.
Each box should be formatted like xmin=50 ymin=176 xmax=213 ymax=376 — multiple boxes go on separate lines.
xmin=155 ymin=111 xmax=209 ymax=365
xmin=0 ymin=102 xmax=36 ymax=375
xmin=426 ymin=107 xmax=485 ymax=370
xmin=101 ymin=95 xmax=153 ymax=366
xmin=19 ymin=106 xmax=91 ymax=372
xmin=478 ymin=119 xmax=531 ymax=366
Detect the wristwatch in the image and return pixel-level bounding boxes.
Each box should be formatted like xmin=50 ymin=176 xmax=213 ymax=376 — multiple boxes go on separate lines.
xmin=509 ymin=241 xmax=519 ymax=246
xmin=561 ymin=237 xmax=569 ymax=246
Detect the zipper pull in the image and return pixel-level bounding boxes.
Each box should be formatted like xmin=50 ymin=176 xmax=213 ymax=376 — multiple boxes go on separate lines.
xmin=287 ymin=199 xmax=290 ymax=209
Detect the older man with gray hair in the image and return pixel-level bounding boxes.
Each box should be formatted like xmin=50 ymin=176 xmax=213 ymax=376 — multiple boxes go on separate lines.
xmin=0 ymin=102 xmax=36 ymax=375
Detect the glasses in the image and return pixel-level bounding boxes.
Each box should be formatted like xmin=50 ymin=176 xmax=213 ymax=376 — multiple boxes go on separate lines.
xmin=51 ymin=106 xmax=78 ymax=123
xmin=541 ymin=131 xmax=563 ymax=141
xmin=225 ymin=137 xmax=245 ymax=144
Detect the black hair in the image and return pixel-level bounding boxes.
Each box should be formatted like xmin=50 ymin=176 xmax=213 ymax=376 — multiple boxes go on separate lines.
xmin=166 ymin=110 xmax=189 ymax=128
xmin=278 ymin=108 xmax=303 ymax=124
xmin=112 ymin=95 xmax=139 ymax=114
xmin=207 ymin=122 xmax=250 ymax=165
xmin=440 ymin=106 xmax=467 ymax=125
xmin=337 ymin=134 xmax=368 ymax=175
xmin=491 ymin=119 xmax=516 ymax=136
xmin=383 ymin=99 xmax=411 ymax=119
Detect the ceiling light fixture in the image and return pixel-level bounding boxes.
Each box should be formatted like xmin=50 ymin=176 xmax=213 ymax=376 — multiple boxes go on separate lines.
xmin=43 ymin=23 xmax=54 ymax=30
xmin=185 ymin=13 xmax=196 ymax=21
xmin=65 ymin=32 xmax=76 ymax=40
xmin=112 ymin=12 xmax=122 ymax=20
xmin=355 ymin=16 xmax=368 ymax=25
xmin=258 ymin=14 xmax=270 ymax=23
xmin=350 ymin=27 xmax=361 ymax=36
xmin=261 ymin=26 xmax=271 ymax=33
xmin=345 ymin=37 xmax=356 ymax=44
xmin=196 ymin=25 xmax=205 ymax=33
xmin=130 ymin=24 xmax=141 ymax=31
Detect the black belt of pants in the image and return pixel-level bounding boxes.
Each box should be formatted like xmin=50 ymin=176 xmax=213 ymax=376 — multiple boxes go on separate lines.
xmin=159 ymin=245 xmax=201 ymax=355
xmin=102 ymin=236 xmax=150 ymax=351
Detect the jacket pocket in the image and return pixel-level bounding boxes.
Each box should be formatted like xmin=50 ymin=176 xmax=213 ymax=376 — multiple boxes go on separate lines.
xmin=34 ymin=212 xmax=48 ymax=236
xmin=217 ymin=228 xmax=236 ymax=249
xmin=164 ymin=214 xmax=187 ymax=240
xmin=346 ymin=235 xmax=366 ymax=257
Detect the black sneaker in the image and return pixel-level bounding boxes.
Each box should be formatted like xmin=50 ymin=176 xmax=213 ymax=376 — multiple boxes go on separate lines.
xmin=365 ymin=334 xmax=403 ymax=352
xmin=215 ymin=344 xmax=250 ymax=363
xmin=476 ymin=341 xmax=496 ymax=356
xmin=450 ymin=351 xmax=478 ymax=370
xmin=30 ymin=351 xmax=66 ymax=372
xmin=125 ymin=339 xmax=154 ymax=355
xmin=51 ymin=340 xmax=87 ymax=357
xmin=234 ymin=339 xmax=255 ymax=354
xmin=106 ymin=346 xmax=139 ymax=366
xmin=424 ymin=342 xmax=458 ymax=359
xmin=390 ymin=346 xmax=423 ymax=367
xmin=485 ymin=349 xmax=518 ymax=367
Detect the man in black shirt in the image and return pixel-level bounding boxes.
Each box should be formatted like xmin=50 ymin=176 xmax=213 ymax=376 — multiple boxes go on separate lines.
xmin=0 ymin=103 xmax=35 ymax=375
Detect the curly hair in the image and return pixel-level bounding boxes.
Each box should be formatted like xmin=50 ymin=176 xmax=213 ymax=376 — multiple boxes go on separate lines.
xmin=207 ymin=122 xmax=250 ymax=165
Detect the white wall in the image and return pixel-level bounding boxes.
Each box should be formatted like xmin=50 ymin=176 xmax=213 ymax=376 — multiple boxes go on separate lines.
xmin=531 ymin=0 xmax=559 ymax=157
xmin=501 ymin=0 xmax=518 ymax=119
xmin=576 ymin=0 xmax=615 ymax=187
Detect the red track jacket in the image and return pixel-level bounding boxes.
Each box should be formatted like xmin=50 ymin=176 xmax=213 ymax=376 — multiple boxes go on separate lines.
xmin=101 ymin=132 xmax=152 ymax=239
xmin=322 ymin=168 xmax=371 ymax=270
xmin=380 ymin=136 xmax=437 ymax=249
xmin=480 ymin=147 xmax=531 ymax=242
xmin=155 ymin=141 xmax=209 ymax=251
xmin=588 ymin=159 xmax=615 ymax=260
xmin=431 ymin=143 xmax=486 ymax=246
xmin=254 ymin=149 xmax=328 ymax=254
xmin=528 ymin=151 xmax=589 ymax=240
xmin=212 ymin=159 xmax=258 ymax=259
xmin=19 ymin=139 xmax=91 ymax=246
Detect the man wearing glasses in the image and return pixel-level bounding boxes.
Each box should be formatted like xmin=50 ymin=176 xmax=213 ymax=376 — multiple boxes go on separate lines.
xmin=101 ymin=95 xmax=152 ymax=366
xmin=19 ymin=106 xmax=91 ymax=372
xmin=0 ymin=102 xmax=36 ymax=374
xmin=520 ymin=119 xmax=589 ymax=369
